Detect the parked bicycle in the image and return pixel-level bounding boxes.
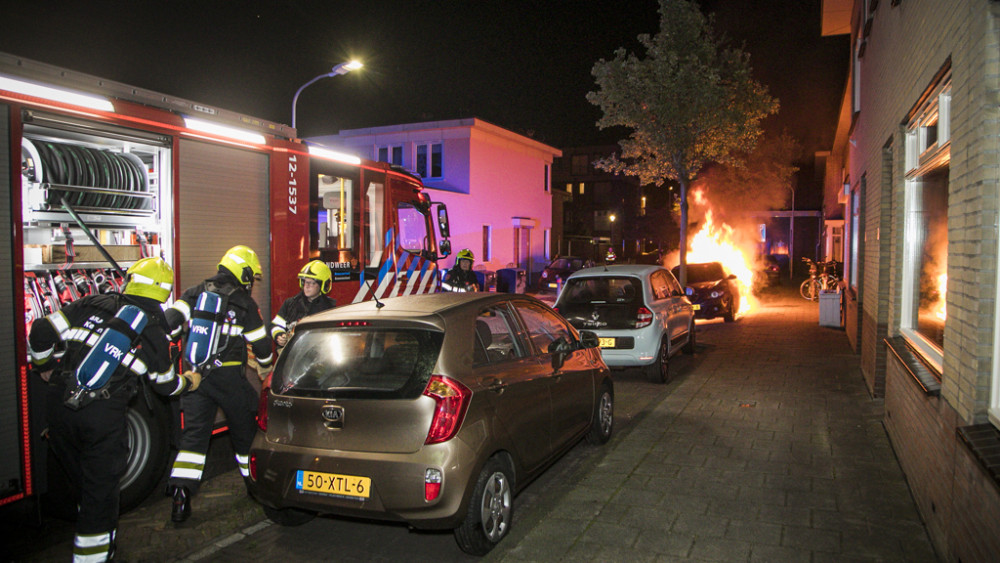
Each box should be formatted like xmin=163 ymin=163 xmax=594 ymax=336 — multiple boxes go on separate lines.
xmin=800 ymin=258 xmax=841 ymax=301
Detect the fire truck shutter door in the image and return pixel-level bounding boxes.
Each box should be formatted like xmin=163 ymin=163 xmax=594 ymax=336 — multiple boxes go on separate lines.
xmin=0 ymin=103 xmax=20 ymax=496
xmin=178 ymin=140 xmax=271 ymax=321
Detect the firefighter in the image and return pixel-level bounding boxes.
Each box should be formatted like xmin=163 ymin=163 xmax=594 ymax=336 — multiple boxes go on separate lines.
xmin=28 ymin=257 xmax=197 ymax=563
xmin=271 ymin=260 xmax=337 ymax=349
xmin=165 ymin=245 xmax=273 ymax=523
xmin=442 ymin=248 xmax=478 ymax=291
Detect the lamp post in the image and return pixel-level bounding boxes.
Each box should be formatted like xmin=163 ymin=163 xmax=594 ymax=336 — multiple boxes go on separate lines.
xmin=608 ymin=214 xmax=617 ymax=263
xmin=291 ymin=60 xmax=363 ymax=130
xmin=788 ymin=185 xmax=795 ymax=281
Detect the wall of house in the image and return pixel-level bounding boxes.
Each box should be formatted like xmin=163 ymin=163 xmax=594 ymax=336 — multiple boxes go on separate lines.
xmin=437 ymin=127 xmax=553 ymax=276
xmin=313 ymin=119 xmax=557 ymax=281
xmin=844 ymin=1 xmax=1000 ymax=561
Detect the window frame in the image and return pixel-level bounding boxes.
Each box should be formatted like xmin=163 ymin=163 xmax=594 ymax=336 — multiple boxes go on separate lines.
xmin=415 ymin=142 xmax=443 ymax=179
xmin=899 ymin=76 xmax=951 ymax=374
xmin=377 ymin=145 xmax=403 ymax=166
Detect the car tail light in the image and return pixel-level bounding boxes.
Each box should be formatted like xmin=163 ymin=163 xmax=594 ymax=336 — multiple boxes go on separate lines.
xmin=249 ymin=453 xmax=257 ymax=481
xmin=425 ymin=468 xmax=442 ymax=501
xmin=423 ymin=375 xmax=471 ymax=444
xmin=635 ymin=307 xmax=653 ymax=328
xmin=256 ymin=376 xmax=271 ymax=432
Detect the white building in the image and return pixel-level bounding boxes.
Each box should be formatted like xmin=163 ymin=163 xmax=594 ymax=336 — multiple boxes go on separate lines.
xmin=312 ymin=118 xmax=561 ymax=283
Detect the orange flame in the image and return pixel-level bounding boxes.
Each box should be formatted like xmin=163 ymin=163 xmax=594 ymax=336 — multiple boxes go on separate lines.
xmin=935 ymin=273 xmax=947 ymax=321
xmin=686 ymin=191 xmax=756 ymax=317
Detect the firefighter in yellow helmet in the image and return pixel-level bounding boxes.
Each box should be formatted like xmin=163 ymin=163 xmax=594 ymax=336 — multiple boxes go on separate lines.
xmin=271 ymin=260 xmax=337 ymax=348
xmin=28 ymin=257 xmax=195 ymax=562
xmin=442 ymin=248 xmax=479 ymax=291
xmin=164 ymin=245 xmax=273 ymax=524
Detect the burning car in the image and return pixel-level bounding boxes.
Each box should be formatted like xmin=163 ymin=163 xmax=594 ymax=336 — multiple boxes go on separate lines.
xmin=672 ymin=261 xmax=740 ymax=323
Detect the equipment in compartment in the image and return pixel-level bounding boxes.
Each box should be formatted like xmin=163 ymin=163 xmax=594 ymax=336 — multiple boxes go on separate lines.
xmin=22 ymin=137 xmax=152 ymax=212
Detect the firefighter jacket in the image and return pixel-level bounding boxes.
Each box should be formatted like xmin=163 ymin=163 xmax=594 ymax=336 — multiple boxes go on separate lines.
xmin=271 ymin=292 xmax=337 ymax=339
xmin=167 ymin=271 xmax=274 ymax=370
xmin=443 ymin=265 xmax=479 ymax=291
xmin=28 ymin=293 xmax=189 ymax=397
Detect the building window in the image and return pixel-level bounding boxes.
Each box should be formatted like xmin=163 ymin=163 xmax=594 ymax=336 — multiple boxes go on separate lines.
xmin=543 ymin=229 xmax=551 ymax=260
xmin=544 ymin=165 xmax=549 ymax=192
xmin=901 ymin=75 xmax=950 ymax=371
xmin=571 ymin=154 xmax=588 ymax=175
xmin=377 ymin=145 xmax=403 ymax=166
xmin=565 ymin=183 xmax=572 ymax=193
xmin=849 ymin=182 xmax=861 ymax=290
xmin=416 ymin=143 xmax=442 ymax=178
xmin=578 ymin=182 xmax=585 ymax=195
xmin=853 ymin=37 xmax=862 ymax=114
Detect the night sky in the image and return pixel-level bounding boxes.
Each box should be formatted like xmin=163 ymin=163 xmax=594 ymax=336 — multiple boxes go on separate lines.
xmin=0 ymin=1 xmax=847 ymax=157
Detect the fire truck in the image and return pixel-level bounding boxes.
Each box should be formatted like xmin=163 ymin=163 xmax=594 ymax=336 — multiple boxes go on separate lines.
xmin=0 ymin=53 xmax=451 ymax=516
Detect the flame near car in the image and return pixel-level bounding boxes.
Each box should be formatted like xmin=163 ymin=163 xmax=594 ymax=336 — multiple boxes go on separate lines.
xmin=685 ymin=190 xmax=757 ymax=317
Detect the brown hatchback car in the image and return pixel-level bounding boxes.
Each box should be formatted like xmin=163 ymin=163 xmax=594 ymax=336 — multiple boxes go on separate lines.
xmin=248 ymin=292 xmax=613 ymax=555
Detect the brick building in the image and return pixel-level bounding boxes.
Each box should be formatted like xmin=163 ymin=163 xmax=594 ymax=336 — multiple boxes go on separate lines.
xmin=823 ymin=1 xmax=1000 ymax=560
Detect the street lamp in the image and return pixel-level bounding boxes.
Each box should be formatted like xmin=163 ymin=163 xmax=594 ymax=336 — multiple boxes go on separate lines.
xmin=291 ymin=60 xmax=363 ymax=130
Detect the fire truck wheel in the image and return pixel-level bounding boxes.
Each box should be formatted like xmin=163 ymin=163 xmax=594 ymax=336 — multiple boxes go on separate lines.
xmin=119 ymin=393 xmax=172 ymax=512
xmin=39 ymin=393 xmax=171 ymax=518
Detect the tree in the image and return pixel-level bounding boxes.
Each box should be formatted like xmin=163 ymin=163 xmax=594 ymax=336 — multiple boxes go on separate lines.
xmin=587 ymin=0 xmax=778 ymax=286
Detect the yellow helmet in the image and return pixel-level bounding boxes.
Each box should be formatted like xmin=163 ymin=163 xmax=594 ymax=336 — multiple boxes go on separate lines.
xmin=299 ymin=260 xmax=332 ymax=293
xmin=124 ymin=257 xmax=174 ymax=302
xmin=219 ymin=245 xmax=263 ymax=288
xmin=457 ymin=248 xmax=474 ymax=262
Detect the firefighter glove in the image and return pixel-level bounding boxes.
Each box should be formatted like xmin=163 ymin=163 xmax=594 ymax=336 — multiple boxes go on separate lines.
xmin=181 ymin=370 xmax=202 ymax=392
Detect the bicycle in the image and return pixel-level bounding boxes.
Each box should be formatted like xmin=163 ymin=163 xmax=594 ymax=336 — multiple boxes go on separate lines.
xmin=800 ymin=258 xmax=840 ymax=301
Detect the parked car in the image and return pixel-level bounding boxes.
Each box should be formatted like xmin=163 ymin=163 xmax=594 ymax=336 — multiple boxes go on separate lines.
xmin=536 ymin=256 xmax=589 ymax=292
xmin=553 ymin=265 xmax=695 ymax=383
xmin=672 ymin=261 xmax=740 ymax=323
xmin=248 ymin=292 xmax=613 ymax=555
xmin=752 ymin=254 xmax=782 ymax=292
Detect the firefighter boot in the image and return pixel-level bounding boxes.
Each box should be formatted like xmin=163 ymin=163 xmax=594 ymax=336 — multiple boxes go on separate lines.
xmin=171 ymin=485 xmax=192 ymax=523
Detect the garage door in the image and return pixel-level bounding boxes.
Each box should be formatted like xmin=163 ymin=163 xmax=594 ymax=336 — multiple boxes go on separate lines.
xmin=178 ymin=140 xmax=271 ymax=320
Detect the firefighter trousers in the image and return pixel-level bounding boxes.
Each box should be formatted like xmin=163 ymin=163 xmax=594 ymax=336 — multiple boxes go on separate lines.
xmin=46 ymin=383 xmax=132 ymax=561
xmin=168 ymin=367 xmax=258 ymax=494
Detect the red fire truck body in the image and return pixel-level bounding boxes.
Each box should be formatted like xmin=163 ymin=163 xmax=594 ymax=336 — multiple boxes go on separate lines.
xmin=0 ymin=53 xmax=449 ymax=513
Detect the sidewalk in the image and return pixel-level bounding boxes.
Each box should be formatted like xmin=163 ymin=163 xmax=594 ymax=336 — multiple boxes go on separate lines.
xmin=9 ymin=285 xmax=939 ymax=562
xmin=488 ymin=285 xmax=939 ymax=562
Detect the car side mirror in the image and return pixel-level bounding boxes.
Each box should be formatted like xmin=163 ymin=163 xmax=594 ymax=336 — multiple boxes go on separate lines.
xmin=579 ymin=331 xmax=599 ymax=349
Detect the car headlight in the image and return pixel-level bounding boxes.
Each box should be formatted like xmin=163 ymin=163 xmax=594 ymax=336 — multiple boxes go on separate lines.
xmin=710 ymin=291 xmax=721 ymax=299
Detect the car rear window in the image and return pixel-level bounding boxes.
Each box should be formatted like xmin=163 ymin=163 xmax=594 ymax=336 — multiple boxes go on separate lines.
xmin=561 ymin=276 xmax=641 ymax=304
xmin=674 ymin=263 xmax=725 ymax=283
xmin=274 ymin=327 xmax=444 ymax=399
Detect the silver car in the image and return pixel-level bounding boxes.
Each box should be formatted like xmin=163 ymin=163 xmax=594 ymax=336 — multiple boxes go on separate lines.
xmin=248 ymin=292 xmax=613 ymax=555
xmin=553 ymin=265 xmax=696 ymax=382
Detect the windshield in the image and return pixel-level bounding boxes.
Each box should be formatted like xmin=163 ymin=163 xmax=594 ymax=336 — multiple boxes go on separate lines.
xmin=674 ymin=263 xmax=726 ymax=283
xmin=560 ymin=276 xmax=641 ymax=304
xmin=549 ymin=258 xmax=583 ymax=270
xmin=275 ymin=327 xmax=443 ymax=399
